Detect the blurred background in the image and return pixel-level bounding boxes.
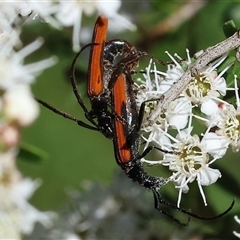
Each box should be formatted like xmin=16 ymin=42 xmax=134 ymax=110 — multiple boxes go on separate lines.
xmin=18 ymin=1 xmax=240 ymax=239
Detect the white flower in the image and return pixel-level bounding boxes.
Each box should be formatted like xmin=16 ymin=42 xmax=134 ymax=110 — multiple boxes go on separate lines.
xmin=215 ymin=105 xmax=240 ymax=152
xmin=2 ymin=85 xmax=39 ymax=126
xmin=138 ymin=50 xmax=230 ymax=119
xmin=206 ymin=76 xmax=240 ymax=152
xmin=145 ymin=125 xmax=223 ymax=207
xmin=0 ymin=124 xmax=19 ymax=148
xmin=0 ymin=2 xmax=59 ymax=48
xmin=0 ymin=2 xmax=22 ymax=24
xmin=201 ymin=132 xmax=229 ymax=159
xmin=141 ymin=132 xmax=173 ymax=166
xmin=0 ymin=37 xmax=55 ymax=127
xmin=10 ymin=178 xmax=55 ymax=234
xmin=0 ymin=38 xmax=56 ymax=90
xmin=136 ymin=59 xmax=192 ymax=132
xmin=19 ymin=1 xmax=60 ymax=28
xmin=55 ymin=1 xmax=116 ymax=51
xmin=165 ymin=130 xmax=222 ymax=207
xmin=233 ymin=215 xmax=240 ymax=238
xmin=184 ymin=59 xmax=228 ymax=104
xmin=168 ymin=52 xmax=229 ymax=116
xmin=165 ymin=97 xmax=191 ymax=130
xmin=55 ymin=0 xmax=135 ymax=51
xmin=0 ymin=8 xmax=22 ymax=48
xmin=0 ymin=178 xmax=55 ymax=236
xmin=0 ymin=30 xmax=9 ymax=44
xmin=0 ymin=150 xmax=55 ymax=238
xmin=136 ymin=60 xmax=167 ymax=132
xmin=155 ymin=50 xmax=191 ymax=94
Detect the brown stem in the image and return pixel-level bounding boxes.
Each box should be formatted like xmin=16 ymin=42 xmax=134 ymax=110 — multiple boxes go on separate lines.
xmin=137 ymin=0 xmax=207 ymax=50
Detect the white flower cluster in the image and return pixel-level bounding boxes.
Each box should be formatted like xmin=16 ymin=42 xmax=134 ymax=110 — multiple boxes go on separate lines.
xmin=0 ymin=3 xmax=58 ymax=239
xmin=0 ymin=0 xmax=135 ymax=51
xmin=136 ymin=50 xmax=238 ymax=208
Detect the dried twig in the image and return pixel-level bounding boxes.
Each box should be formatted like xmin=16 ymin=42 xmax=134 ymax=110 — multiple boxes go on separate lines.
xmin=148 ymin=30 xmax=240 ymax=125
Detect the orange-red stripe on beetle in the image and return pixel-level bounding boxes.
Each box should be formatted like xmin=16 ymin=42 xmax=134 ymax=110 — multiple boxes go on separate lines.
xmin=87 ymin=15 xmax=108 ymax=98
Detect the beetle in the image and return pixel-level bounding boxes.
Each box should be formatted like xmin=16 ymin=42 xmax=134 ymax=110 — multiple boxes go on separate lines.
xmin=36 ymin=15 xmax=234 ymax=225
xmin=36 ymin=15 xmax=154 ymax=138
xmin=36 ymin=15 xmax=143 ymax=139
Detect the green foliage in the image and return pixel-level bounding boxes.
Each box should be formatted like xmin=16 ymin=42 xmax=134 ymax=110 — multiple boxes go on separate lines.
xmin=223 ymin=20 xmax=238 ymax=37
xmin=18 ymin=141 xmax=49 ymax=162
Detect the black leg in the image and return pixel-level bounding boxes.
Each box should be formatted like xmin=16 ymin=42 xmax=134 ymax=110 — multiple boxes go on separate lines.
xmin=153 ymin=189 xmax=235 ymax=222
xmin=152 ymin=190 xmax=190 ymax=226
xmin=69 ymin=43 xmax=97 ymax=115
xmin=35 ymin=97 xmax=98 ymax=131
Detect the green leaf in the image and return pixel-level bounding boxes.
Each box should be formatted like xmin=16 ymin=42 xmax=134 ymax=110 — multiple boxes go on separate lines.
xmin=18 ymin=141 xmax=49 ymax=163
xmin=223 ymin=20 xmax=238 ymax=37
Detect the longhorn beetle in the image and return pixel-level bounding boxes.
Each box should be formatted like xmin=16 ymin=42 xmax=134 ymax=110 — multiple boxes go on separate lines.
xmin=36 ymin=15 xmax=235 ymax=225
